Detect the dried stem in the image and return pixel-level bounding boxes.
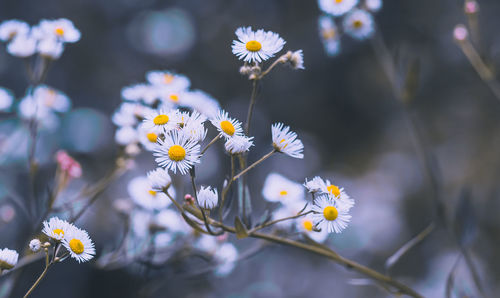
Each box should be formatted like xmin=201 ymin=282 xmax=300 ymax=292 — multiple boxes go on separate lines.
xmin=248 ymin=210 xmax=313 ymax=234
xmin=244 ymin=79 xmax=259 ymax=135
xmin=23 ymin=249 xmax=52 ymax=298
xmin=233 ymin=149 xmax=275 ymax=181
xmin=201 ymin=134 xmax=221 ymax=155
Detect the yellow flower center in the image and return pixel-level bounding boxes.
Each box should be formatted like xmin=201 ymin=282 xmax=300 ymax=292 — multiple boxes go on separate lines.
xmin=245 ymin=40 xmax=262 ymax=52
xmin=153 ymin=114 xmax=169 ymax=125
xmin=303 ymin=220 xmax=313 ymax=231
xmin=323 ymin=206 xmax=338 ymax=221
xmin=335 ymin=0 xmax=343 ymax=3
xmin=45 ymin=89 xmax=57 ymax=106
xmin=168 ymin=145 xmax=186 ymax=161
xmin=279 ymin=190 xmax=288 ymax=196
xmin=169 ymin=94 xmax=179 ymax=102
xmin=163 ymin=74 xmax=174 ymax=84
xmin=69 ymin=239 xmax=84 ymax=254
xmin=353 ymin=20 xmax=363 ymax=29
xmin=148 ymin=190 xmax=157 ymax=196
xmin=220 ymin=120 xmax=235 ymax=136
xmin=53 ymin=229 xmax=64 ymax=236
xmin=322 ymin=28 xmax=336 ymax=40
xmin=327 ymin=185 xmax=341 ymax=197
xmin=146 ymin=132 xmax=158 ymax=143
xmin=55 ymin=27 xmax=64 ymax=36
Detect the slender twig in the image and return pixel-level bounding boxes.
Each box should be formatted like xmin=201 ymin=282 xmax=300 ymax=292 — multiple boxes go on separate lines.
xmin=461 ymin=247 xmax=486 ymax=298
xmin=244 ymin=79 xmax=259 ymax=135
xmin=219 ymin=154 xmax=236 ymax=222
xmin=23 ymin=249 xmax=52 ymax=298
xmin=201 ymin=134 xmax=221 ymax=155
xmin=259 ymin=55 xmax=285 ymax=78
xmin=190 ymin=170 xmax=222 ymax=236
xmin=248 ymin=210 xmax=313 ymax=234
xmin=233 ymin=149 xmax=275 ymax=181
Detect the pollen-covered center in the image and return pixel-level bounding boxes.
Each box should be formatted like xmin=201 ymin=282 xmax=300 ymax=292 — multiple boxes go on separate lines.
xmin=279 ymin=190 xmax=288 ymax=196
xmin=168 ymin=94 xmax=179 ymax=102
xmin=327 ymin=185 xmax=341 ymax=197
xmin=53 ymin=229 xmax=64 ymax=236
xmin=353 ymin=20 xmax=363 ymax=29
xmin=148 ymin=190 xmax=157 ymax=196
xmin=220 ymin=120 xmax=235 ymax=136
xmin=323 ymin=206 xmax=338 ymax=221
xmin=146 ymin=132 xmax=158 ymax=143
xmin=153 ymin=114 xmax=169 ymax=125
xmin=303 ymin=220 xmax=313 ymax=231
xmin=245 ymin=40 xmax=262 ymax=52
xmin=163 ymin=74 xmax=174 ymax=84
xmin=168 ymin=145 xmax=186 ymax=161
xmin=69 ymin=238 xmax=84 ymax=254
xmin=55 ymin=27 xmax=64 ymax=36
xmin=335 ymin=0 xmax=343 ymax=3
xmin=322 ymin=28 xmax=336 ymax=40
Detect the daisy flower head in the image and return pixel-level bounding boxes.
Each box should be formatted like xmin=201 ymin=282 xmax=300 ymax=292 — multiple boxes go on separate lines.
xmin=197 ymin=186 xmax=218 ymax=209
xmin=312 ymin=193 xmax=351 ymax=233
xmin=142 ymin=109 xmax=179 ymax=134
xmin=138 ymin=123 xmax=161 ymax=151
xmin=158 ymin=88 xmax=191 ymax=108
xmin=210 ymin=110 xmax=244 ymax=140
xmin=214 ymin=243 xmax=238 ymax=277
xmin=296 ymin=216 xmax=329 ymax=243
xmin=343 ymin=9 xmax=375 ymax=40
xmin=305 ymin=176 xmax=354 ymax=209
xmin=318 ymin=0 xmax=359 ymax=16
xmin=115 ymin=126 xmax=138 ymax=146
xmin=33 ymin=85 xmax=71 ymax=113
xmin=62 ymin=226 xmax=95 ymax=263
xmin=153 ymin=130 xmax=201 ymax=175
xmin=7 ymin=33 xmax=37 ymax=57
xmin=232 ymin=26 xmax=285 ymax=63
xmin=37 ymin=37 xmax=64 ymax=59
xmin=0 ymin=20 xmax=29 ymax=42
xmin=128 ymin=176 xmax=174 ymax=210
xmin=271 ymin=123 xmax=304 ymax=159
xmin=365 ymin=0 xmax=382 ymax=12
xmin=319 ymin=15 xmax=341 ymax=56
xmin=29 ymin=239 xmax=42 ymax=252
xmin=34 ymin=18 xmax=81 ymax=43
xmin=224 ymin=135 xmax=254 ymax=154
xmin=146 ymin=70 xmax=191 ymax=90
xmin=42 ymin=217 xmax=74 ymax=241
xmin=262 ymin=173 xmax=305 ymax=203
xmin=178 ymin=111 xmax=207 ymax=143
xmin=0 ymin=87 xmax=14 ymax=111
xmin=147 ymin=167 xmax=172 ymax=191
xmin=0 ymin=248 xmax=18 ymax=270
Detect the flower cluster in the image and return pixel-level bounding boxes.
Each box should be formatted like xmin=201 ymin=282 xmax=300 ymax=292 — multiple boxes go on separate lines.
xmin=0 ymin=18 xmax=80 ymax=59
xmin=317 ymin=0 xmax=382 ymax=56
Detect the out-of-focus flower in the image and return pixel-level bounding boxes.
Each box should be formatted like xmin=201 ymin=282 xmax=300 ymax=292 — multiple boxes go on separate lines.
xmin=137 ymin=123 xmax=160 ymax=151
xmin=33 ymin=86 xmax=71 ymax=113
xmin=271 ymin=123 xmax=304 ymax=159
xmin=29 ymin=239 xmax=42 ymax=252
xmin=318 ymin=15 xmax=341 ymax=56
xmin=7 ymin=33 xmax=37 ymax=57
xmin=154 ymin=130 xmax=201 ymax=175
xmin=115 ymin=126 xmax=138 ymax=146
xmin=0 ymin=205 xmax=15 ymax=223
xmin=0 ymin=88 xmax=14 ymax=112
xmin=343 ymin=9 xmax=375 ymax=40
xmin=210 ymin=110 xmax=244 ymax=140
xmin=34 ymin=18 xmax=81 ymax=43
xmin=232 ymin=26 xmax=285 ymax=63
xmin=0 ymin=248 xmax=19 ymax=270
xmin=128 ymin=176 xmax=174 ymax=210
xmin=182 ymin=90 xmax=220 ymax=119
xmin=271 ymin=199 xmax=308 ymax=229
xmin=262 ymin=173 xmax=305 ymax=203
xmin=224 ymin=135 xmax=254 ymax=154
xmin=42 ymin=217 xmax=74 ymax=241
xmin=454 ymin=24 xmax=468 ymax=42
xmin=146 ymin=70 xmax=191 ymax=90
xmin=312 ymin=194 xmax=351 ymax=233
xmin=147 ymin=167 xmax=172 ymax=191
xmin=56 ymin=150 xmax=82 ymax=179
xmin=62 ymin=226 xmax=95 ymax=263
xmin=0 ymin=20 xmax=29 ymax=42
xmin=197 ymin=186 xmax=218 ymax=209
xmin=318 ymin=0 xmax=359 ymax=16
xmin=365 ymin=0 xmax=382 ymax=12
xmin=37 ymin=37 xmax=64 ymax=59
xmin=296 ymin=216 xmax=329 ymax=243
xmin=154 ymin=209 xmax=189 ymax=234
xmin=213 ymin=243 xmax=238 ymax=277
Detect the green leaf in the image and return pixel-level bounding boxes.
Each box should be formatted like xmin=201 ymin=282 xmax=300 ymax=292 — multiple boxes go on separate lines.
xmin=234 ymin=216 xmax=249 ymax=239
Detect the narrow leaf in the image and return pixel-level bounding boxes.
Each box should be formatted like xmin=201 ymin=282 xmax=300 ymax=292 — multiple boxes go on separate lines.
xmin=234 ymin=216 xmax=248 ymax=239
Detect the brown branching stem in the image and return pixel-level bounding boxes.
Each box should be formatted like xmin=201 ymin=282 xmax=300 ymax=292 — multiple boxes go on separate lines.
xmin=232 ymin=149 xmax=275 ymax=181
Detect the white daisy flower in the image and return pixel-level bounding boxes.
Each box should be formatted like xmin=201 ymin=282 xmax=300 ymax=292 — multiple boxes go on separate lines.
xmin=318 ymin=0 xmax=359 ymax=16
xmin=0 ymin=20 xmax=29 ymax=42
xmin=343 ymin=9 xmax=375 ymax=40
xmin=224 ymin=135 xmax=254 ymax=154
xmin=153 ymin=130 xmax=201 ymax=175
xmin=0 ymin=88 xmax=14 ymax=111
xmin=312 ymin=194 xmax=351 ymax=233
xmin=147 ymin=167 xmax=172 ymax=191
xmin=112 ymin=102 xmax=153 ymax=127
xmin=271 ymin=123 xmax=304 ymax=159
xmin=232 ymin=26 xmax=286 ymax=63
xmin=304 ymin=176 xmax=354 ymax=209
xmin=182 ymin=90 xmax=220 ymax=119
xmin=197 ymin=186 xmax=218 ymax=209
xmin=158 ymin=87 xmax=192 ymax=107
xmin=121 ymin=83 xmax=156 ymax=103
xmin=210 ymin=110 xmax=244 ymax=140
xmin=142 ymin=109 xmax=179 ymax=134
xmin=296 ymin=216 xmax=329 ymax=243
xmin=146 ymin=70 xmax=190 ymax=90
xmin=128 ymin=176 xmax=174 ymax=210
xmin=34 ymin=18 xmax=81 ymax=43
xmin=0 ymin=248 xmax=18 ymax=270
xmin=177 ymin=111 xmax=207 ymax=142
xmin=37 ymin=37 xmax=64 ymax=59
xmin=7 ymin=33 xmax=37 ymax=57
xmin=262 ymin=173 xmax=305 ymax=203
xmin=62 ymin=226 xmax=95 ymax=263
xmin=137 ymin=123 xmax=161 ymax=151
xmin=319 ymin=15 xmax=341 ymax=56
xmin=365 ymin=0 xmax=383 ymax=12
xmin=214 ymin=243 xmax=238 ymax=277
xmin=42 ymin=216 xmax=74 ymax=241
xmin=33 ymin=85 xmax=71 ymax=112
xmin=154 ymin=209 xmax=189 ymax=234
xmin=115 ymin=126 xmax=138 ymax=146
xmin=29 ymin=239 xmax=42 ymax=252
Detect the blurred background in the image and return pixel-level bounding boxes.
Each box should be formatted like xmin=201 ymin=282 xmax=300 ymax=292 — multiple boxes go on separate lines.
xmin=1 ymin=0 xmax=500 ymax=297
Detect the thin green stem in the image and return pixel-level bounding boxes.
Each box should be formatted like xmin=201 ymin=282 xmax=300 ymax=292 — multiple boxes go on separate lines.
xmin=233 ymin=149 xmax=275 ymax=181
xmin=248 ymin=210 xmax=313 ymax=234
xmin=190 ymin=170 xmax=222 ymax=236
xmin=23 ymin=249 xmax=52 ymax=298
xmin=259 ymin=55 xmax=285 ymax=78
xmin=244 ymin=79 xmax=258 ymax=135
xmin=201 ymin=134 xmax=221 ymax=155
xmin=219 ymin=154 xmax=236 ymax=222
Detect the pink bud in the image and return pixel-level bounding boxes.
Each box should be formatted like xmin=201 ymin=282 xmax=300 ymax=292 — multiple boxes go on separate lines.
xmin=465 ymin=1 xmax=479 ymax=14
xmin=454 ymin=24 xmax=468 ymax=41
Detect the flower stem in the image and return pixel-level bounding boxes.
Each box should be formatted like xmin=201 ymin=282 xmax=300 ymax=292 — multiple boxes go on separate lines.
xmin=233 ymin=149 xmax=275 ymax=181
xmin=244 ymin=79 xmax=258 ymax=135
xmin=23 ymin=249 xmax=52 ymax=298
xmin=248 ymin=210 xmax=313 ymax=234
xmin=201 ymin=134 xmax=221 ymax=155
xmin=190 ymin=169 xmax=222 ymax=236
xmin=219 ymin=154 xmax=236 ymax=222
